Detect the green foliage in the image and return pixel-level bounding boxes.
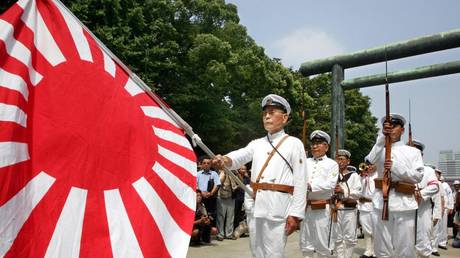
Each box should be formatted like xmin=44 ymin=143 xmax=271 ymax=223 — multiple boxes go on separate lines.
xmin=0 ymin=0 xmax=378 ymax=163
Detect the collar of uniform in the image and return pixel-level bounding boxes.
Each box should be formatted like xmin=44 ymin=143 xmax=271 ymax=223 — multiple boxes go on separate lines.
xmin=313 ymin=155 xmax=326 ymax=161
xmin=200 ymin=169 xmax=212 ymax=175
xmin=392 ymin=140 xmax=405 ymax=147
xmin=340 ymin=170 xmax=352 ymax=176
xmin=267 ymin=129 xmax=286 ymax=142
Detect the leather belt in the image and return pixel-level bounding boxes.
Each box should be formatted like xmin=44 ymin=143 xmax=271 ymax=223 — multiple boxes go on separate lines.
xmin=307 ymin=199 xmax=329 ymax=210
xmin=250 ymin=182 xmax=294 ymax=194
xmin=374 ymin=178 xmax=416 ymax=195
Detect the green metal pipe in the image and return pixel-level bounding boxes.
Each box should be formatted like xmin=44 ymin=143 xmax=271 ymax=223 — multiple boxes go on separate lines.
xmin=300 ymin=28 xmax=460 ymax=76
xmin=341 ymin=60 xmax=460 ymax=90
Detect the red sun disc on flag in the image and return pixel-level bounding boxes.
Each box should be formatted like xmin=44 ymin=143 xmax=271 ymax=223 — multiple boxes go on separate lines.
xmin=0 ymin=1 xmax=197 ymax=257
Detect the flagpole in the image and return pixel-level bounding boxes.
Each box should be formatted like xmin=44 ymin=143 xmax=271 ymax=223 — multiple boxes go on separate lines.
xmin=53 ymin=0 xmax=253 ymax=197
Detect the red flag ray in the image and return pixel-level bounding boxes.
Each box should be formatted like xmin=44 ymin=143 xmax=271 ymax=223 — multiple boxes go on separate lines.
xmin=79 ymin=190 xmax=113 ymax=258
xmin=0 ymin=0 xmax=196 ymax=257
xmin=2 ymin=172 xmax=59 ymax=258
xmin=120 ymin=185 xmax=172 ymax=258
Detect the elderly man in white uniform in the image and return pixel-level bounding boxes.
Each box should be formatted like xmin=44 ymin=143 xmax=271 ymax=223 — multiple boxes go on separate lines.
xmin=365 ymin=113 xmax=424 ymax=258
xmin=431 ymin=169 xmax=445 ymax=256
xmin=438 ymin=174 xmax=454 ymax=249
xmin=333 ymin=149 xmax=362 ymax=258
xmin=410 ymin=140 xmax=440 ymax=258
xmin=299 ymin=130 xmax=339 ymax=258
xmin=214 ymin=94 xmax=308 ymax=258
xmin=358 ymin=161 xmax=377 ymax=258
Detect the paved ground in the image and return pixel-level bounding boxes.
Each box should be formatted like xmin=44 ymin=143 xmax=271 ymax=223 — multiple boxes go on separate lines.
xmin=187 ymin=231 xmax=460 ymax=258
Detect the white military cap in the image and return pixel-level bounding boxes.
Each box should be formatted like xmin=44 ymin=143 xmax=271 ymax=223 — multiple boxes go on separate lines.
xmin=411 ymin=139 xmax=425 ymax=151
xmin=454 ymin=180 xmax=460 ymax=185
xmin=425 ymin=163 xmax=436 ymax=169
xmin=380 ymin=113 xmax=406 ymax=127
xmin=337 ymin=149 xmax=351 ymax=158
xmin=310 ymin=130 xmax=330 ymax=144
xmin=435 ymin=168 xmax=442 ymax=174
xmin=261 ymin=94 xmax=291 ymax=115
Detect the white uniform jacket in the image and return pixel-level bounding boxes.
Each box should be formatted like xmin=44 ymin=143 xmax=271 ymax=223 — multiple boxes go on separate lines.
xmin=337 ymin=171 xmax=362 ymax=208
xmin=226 ymin=130 xmax=308 ymax=221
xmin=418 ymin=165 xmax=439 ymax=204
xmin=358 ymin=171 xmax=377 ymax=212
xmin=365 ymin=132 xmax=424 ymax=211
xmin=442 ymin=182 xmax=454 ymax=210
xmin=307 ymin=155 xmax=338 ymax=201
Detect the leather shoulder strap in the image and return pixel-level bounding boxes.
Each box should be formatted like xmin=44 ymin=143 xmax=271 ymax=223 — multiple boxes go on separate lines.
xmin=255 ymin=135 xmax=289 ymax=183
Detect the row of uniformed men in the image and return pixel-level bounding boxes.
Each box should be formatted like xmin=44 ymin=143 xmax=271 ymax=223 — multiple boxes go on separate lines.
xmin=213 ymin=94 xmax=453 ymax=258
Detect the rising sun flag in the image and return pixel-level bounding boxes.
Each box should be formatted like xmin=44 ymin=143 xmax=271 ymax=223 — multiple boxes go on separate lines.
xmin=0 ymin=0 xmax=197 ymax=257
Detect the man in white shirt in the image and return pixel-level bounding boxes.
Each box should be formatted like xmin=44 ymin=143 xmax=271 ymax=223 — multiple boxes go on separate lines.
xmin=333 ymin=149 xmax=362 ymax=258
xmin=365 ymin=113 xmax=424 ymax=258
xmin=358 ymin=162 xmax=377 ymax=258
xmin=438 ymin=174 xmax=454 ymax=250
xmin=214 ymin=94 xmax=308 ymax=258
xmin=299 ymin=130 xmax=339 ymax=258
xmin=431 ymin=169 xmax=445 ymax=256
xmin=410 ymin=140 xmax=439 ymax=258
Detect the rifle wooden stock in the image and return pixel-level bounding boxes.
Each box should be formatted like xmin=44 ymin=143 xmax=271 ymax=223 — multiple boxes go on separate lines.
xmin=382 ymin=57 xmax=391 ymax=221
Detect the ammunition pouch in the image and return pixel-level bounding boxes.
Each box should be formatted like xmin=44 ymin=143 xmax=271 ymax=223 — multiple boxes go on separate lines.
xmin=307 ymin=199 xmax=328 ymax=210
xmin=374 ymin=178 xmax=416 ymax=195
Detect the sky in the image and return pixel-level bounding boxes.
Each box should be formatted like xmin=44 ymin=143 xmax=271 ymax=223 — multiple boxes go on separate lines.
xmin=226 ymin=0 xmax=460 ymax=166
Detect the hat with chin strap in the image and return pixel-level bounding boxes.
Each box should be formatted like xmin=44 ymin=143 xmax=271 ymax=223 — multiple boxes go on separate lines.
xmin=261 ymin=94 xmax=291 ymax=115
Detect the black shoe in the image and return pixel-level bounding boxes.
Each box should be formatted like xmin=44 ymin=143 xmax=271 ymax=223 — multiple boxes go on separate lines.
xmin=359 ymin=255 xmax=376 ymax=258
xmin=438 ymin=245 xmax=448 ymax=250
xmin=432 ymin=251 xmax=440 ymax=256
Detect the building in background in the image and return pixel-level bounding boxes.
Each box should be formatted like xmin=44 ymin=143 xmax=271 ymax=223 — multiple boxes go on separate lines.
xmin=438 ymin=150 xmax=460 ymax=181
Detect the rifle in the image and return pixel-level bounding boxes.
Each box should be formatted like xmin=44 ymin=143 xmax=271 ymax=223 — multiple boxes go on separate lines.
xmin=408 ymin=99 xmax=413 ymax=146
xmin=331 ymin=125 xmax=341 ymax=222
xmin=382 ymin=50 xmax=392 ymax=221
xmin=301 ymin=84 xmax=308 ymax=154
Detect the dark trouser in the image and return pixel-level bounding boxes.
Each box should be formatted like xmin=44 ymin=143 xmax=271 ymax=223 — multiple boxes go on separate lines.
xmin=202 ymin=197 xmax=217 ymax=227
xmin=234 ymin=199 xmax=244 ymax=229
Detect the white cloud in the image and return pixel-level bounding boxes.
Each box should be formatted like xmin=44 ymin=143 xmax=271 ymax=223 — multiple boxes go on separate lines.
xmin=271 ymin=27 xmax=345 ymax=69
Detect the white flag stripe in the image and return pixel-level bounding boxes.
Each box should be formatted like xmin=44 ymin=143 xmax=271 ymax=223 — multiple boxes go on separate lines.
xmin=0 ymin=68 xmax=29 ymax=100
xmin=0 ymin=20 xmax=43 ymax=86
xmin=45 ymin=187 xmax=87 ymax=258
xmin=102 ymin=50 xmax=116 ymax=77
xmin=0 ymin=103 xmax=27 ymax=127
xmin=158 ymin=145 xmax=196 ymax=176
xmin=153 ymin=127 xmax=192 ymax=150
xmin=133 ymin=177 xmax=190 ymax=258
xmin=0 ymin=172 xmax=55 ymax=257
xmin=124 ymin=78 xmax=144 ymax=96
xmin=16 ymin=0 xmax=30 ymax=8
xmin=141 ymin=106 xmax=179 ymax=128
xmin=104 ymin=189 xmax=143 ymax=258
xmin=152 ymin=162 xmax=195 ymax=210
xmin=20 ymin=0 xmax=66 ymax=66
xmin=53 ymin=0 xmax=92 ymax=62
xmin=0 ymin=142 xmax=29 ymax=169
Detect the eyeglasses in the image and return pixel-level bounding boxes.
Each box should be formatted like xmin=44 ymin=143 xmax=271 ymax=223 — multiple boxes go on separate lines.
xmin=262 ymin=110 xmax=285 ymax=117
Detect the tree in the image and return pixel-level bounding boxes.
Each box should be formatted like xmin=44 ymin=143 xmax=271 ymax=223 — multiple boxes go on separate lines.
xmin=1 ymin=0 xmax=378 ymax=163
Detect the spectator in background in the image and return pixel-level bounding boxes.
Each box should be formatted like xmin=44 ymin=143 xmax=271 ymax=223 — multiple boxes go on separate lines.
xmin=234 ymin=165 xmax=251 ymax=230
xmin=216 ymin=167 xmax=238 ymax=241
xmin=191 ymin=190 xmax=211 ymax=244
xmin=196 ymin=157 xmax=221 ymax=229
xmin=452 ymin=180 xmax=460 ymax=248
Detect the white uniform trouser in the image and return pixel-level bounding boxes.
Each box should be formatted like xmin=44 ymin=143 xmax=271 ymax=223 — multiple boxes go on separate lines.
xmin=432 ymin=208 xmax=448 ymax=252
xmin=415 ymin=202 xmax=433 ymax=257
xmin=439 ymin=208 xmax=449 ymax=247
xmin=247 ymin=213 xmax=257 ymax=257
xmin=372 ymin=209 xmax=416 ymax=258
xmin=249 ymin=216 xmax=287 ymax=258
xmin=300 ymin=207 xmax=333 ymax=257
xmin=216 ymin=197 xmax=235 ymax=238
xmin=334 ymin=209 xmax=358 ymax=258
xmin=359 ymin=210 xmax=375 ymax=257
